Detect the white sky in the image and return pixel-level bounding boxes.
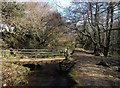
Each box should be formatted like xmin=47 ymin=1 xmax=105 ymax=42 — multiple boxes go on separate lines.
xmin=48 ymin=0 xmax=72 ymax=15
xmin=54 ymin=0 xmax=72 ymax=8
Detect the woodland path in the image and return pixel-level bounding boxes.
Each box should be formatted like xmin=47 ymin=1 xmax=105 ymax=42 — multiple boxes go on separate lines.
xmin=71 ymin=48 xmax=120 ymax=87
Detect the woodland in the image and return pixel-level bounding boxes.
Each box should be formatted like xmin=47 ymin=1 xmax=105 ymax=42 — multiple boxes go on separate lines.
xmin=1 ymin=1 xmax=120 ymax=87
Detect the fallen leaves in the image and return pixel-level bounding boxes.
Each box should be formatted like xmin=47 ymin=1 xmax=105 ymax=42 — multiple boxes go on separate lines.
xmin=2 ymin=62 xmax=30 ymax=86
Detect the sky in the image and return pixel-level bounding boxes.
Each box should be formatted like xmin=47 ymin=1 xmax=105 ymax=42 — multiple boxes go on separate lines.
xmin=50 ymin=0 xmax=72 ymax=8
xmin=47 ymin=0 xmax=72 ymax=14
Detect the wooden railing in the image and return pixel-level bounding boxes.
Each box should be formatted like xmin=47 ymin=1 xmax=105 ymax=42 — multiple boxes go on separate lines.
xmin=1 ymin=49 xmax=65 ymax=59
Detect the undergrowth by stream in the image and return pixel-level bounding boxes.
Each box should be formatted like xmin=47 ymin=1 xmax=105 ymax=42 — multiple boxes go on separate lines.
xmin=2 ymin=63 xmax=30 ymax=86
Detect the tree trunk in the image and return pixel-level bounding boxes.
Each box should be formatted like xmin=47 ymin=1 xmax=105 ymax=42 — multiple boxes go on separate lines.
xmin=117 ymin=30 xmax=120 ymax=56
xmin=104 ymin=2 xmax=114 ymax=56
xmin=94 ymin=3 xmax=101 ymax=56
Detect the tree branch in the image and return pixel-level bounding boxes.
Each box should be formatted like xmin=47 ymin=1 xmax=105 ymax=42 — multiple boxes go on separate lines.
xmin=101 ymin=27 xmax=120 ymax=33
xmin=80 ymin=31 xmax=96 ymax=45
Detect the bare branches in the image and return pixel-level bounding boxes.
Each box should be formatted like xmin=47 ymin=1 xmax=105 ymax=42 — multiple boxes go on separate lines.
xmin=80 ymin=31 xmax=96 ymax=45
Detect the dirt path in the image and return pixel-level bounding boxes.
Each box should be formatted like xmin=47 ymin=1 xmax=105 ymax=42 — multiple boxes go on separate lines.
xmin=71 ymin=48 xmax=120 ymax=87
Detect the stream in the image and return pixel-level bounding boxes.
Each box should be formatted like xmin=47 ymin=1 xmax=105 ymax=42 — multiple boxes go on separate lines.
xmin=25 ymin=63 xmax=77 ymax=87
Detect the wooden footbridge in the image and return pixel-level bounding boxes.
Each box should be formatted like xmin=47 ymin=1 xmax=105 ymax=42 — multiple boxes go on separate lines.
xmin=3 ymin=58 xmax=65 ymax=65
xmin=1 ymin=49 xmax=66 ymax=65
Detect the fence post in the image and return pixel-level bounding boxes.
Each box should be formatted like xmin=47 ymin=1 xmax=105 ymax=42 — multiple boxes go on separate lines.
xmin=35 ymin=49 xmax=38 ymax=59
xmin=64 ymin=48 xmax=69 ymax=60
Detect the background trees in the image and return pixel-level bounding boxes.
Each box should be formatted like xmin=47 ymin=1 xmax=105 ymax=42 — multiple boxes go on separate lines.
xmin=1 ymin=2 xmax=25 ymax=48
xmin=63 ymin=1 xmax=120 ymax=56
xmin=1 ymin=1 xmax=120 ymax=56
xmin=1 ymin=2 xmax=71 ymax=49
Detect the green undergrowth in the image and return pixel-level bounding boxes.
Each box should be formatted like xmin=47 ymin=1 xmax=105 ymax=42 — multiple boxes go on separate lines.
xmin=2 ymin=62 xmax=30 ymax=86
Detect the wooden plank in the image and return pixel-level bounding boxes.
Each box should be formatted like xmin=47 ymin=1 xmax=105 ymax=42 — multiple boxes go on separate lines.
xmin=3 ymin=58 xmax=65 ymax=65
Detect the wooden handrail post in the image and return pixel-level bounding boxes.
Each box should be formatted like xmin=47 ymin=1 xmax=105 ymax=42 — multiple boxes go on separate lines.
xmin=64 ymin=48 xmax=69 ymax=60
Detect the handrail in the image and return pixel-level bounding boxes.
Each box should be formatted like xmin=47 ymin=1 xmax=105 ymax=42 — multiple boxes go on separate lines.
xmin=1 ymin=49 xmax=65 ymax=59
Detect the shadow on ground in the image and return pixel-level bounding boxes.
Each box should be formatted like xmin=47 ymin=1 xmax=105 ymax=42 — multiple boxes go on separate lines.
xmin=71 ymin=48 xmax=120 ymax=87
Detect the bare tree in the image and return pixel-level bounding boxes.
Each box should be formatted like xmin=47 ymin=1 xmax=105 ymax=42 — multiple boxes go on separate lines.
xmin=63 ymin=2 xmax=119 ymax=56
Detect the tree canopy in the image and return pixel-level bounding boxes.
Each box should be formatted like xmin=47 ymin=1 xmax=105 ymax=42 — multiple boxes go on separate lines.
xmin=62 ymin=1 xmax=120 ymax=56
xmin=1 ymin=2 xmax=72 ymax=49
xmin=1 ymin=1 xmax=120 ymax=56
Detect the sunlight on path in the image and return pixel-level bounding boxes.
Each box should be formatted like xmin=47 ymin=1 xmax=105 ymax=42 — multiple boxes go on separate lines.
xmin=74 ymin=63 xmax=120 ymax=86
xmin=71 ymin=48 xmax=120 ymax=86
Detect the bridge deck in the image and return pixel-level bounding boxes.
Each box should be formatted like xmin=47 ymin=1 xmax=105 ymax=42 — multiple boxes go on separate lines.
xmin=3 ymin=58 xmax=65 ymax=65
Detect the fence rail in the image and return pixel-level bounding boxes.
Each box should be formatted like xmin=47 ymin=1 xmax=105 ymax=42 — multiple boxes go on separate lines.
xmin=0 ymin=49 xmax=65 ymax=59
